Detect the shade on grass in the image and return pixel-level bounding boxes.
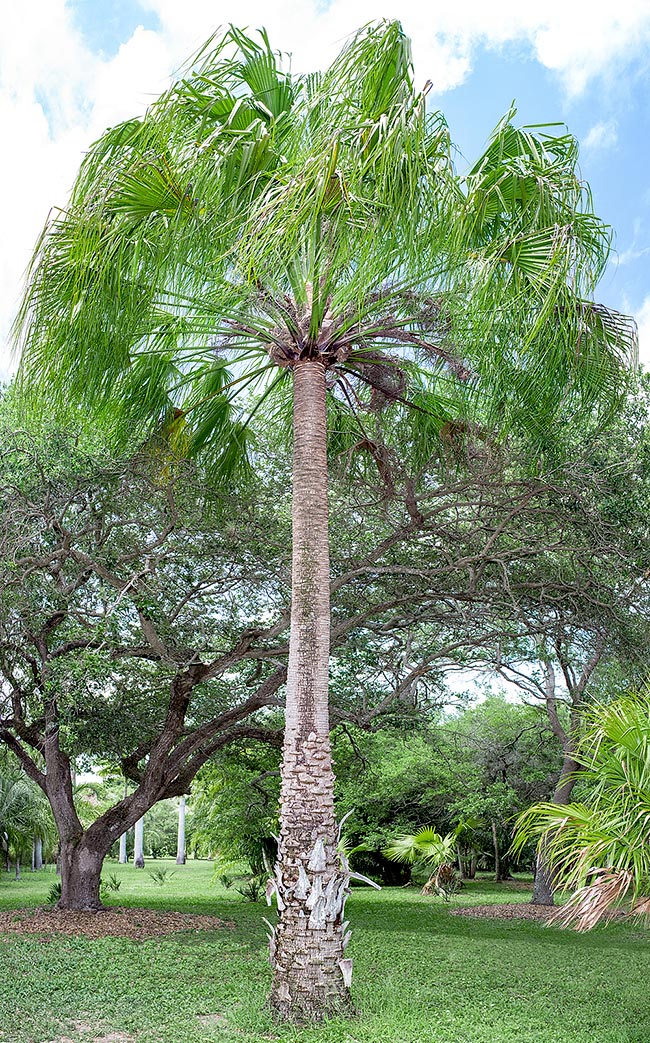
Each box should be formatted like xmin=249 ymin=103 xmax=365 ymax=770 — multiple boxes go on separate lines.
xmin=0 ymin=860 xmax=648 ymax=1043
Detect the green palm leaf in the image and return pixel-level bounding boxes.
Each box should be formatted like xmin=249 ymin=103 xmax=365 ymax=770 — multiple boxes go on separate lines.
xmin=513 ymin=693 xmax=650 ymax=928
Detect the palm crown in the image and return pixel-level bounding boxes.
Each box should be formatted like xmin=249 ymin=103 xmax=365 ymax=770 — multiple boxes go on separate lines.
xmin=15 ymin=21 xmax=635 ymax=463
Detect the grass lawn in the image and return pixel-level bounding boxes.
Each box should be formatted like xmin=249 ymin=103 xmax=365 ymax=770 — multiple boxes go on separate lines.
xmin=0 ymin=860 xmax=647 ymax=1043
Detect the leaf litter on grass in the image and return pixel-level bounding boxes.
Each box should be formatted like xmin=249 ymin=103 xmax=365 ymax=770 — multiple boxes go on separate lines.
xmin=0 ymin=908 xmax=233 ymax=940
xmin=450 ymin=903 xmax=554 ymax=922
xmin=52 ymin=1022 xmax=134 ymax=1043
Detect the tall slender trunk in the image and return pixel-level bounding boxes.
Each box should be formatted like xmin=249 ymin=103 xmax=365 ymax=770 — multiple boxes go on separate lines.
xmin=15 ymin=855 xmax=20 ymax=880
xmin=31 ymin=839 xmax=36 ymax=872
xmin=133 ymin=817 xmax=145 ymax=868
xmin=456 ymin=845 xmax=466 ymax=880
xmin=531 ymin=755 xmax=579 ymax=906
xmin=35 ymin=836 xmax=43 ymax=870
xmin=118 ymin=780 xmax=128 ymax=864
xmin=270 ymin=360 xmax=351 ymax=1022
xmin=176 ymin=796 xmax=186 ymax=865
xmin=491 ymin=821 xmax=500 ymax=883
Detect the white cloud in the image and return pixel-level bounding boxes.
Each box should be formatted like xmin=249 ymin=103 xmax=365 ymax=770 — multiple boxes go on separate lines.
xmin=617 ymin=244 xmax=650 ymax=267
xmin=140 ymin=0 xmax=650 ymax=95
xmin=583 ymin=120 xmax=618 ymax=152
xmin=2 ymin=0 xmax=650 ymax=381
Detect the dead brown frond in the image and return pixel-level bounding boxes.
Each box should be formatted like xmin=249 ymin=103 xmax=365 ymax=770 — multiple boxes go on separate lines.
xmin=550 ymin=869 xmax=633 ymax=931
xmin=629 ymin=893 xmax=650 ymax=919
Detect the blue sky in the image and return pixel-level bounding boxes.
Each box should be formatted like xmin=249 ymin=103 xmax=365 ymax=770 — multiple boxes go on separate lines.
xmin=2 ymin=0 xmax=650 ymax=377
xmin=70 ymin=0 xmax=161 ymax=55
xmin=436 ymin=42 xmax=650 ymax=321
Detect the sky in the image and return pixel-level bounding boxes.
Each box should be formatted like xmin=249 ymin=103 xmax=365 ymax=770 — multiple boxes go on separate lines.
xmin=2 ymin=0 xmax=650 ymax=381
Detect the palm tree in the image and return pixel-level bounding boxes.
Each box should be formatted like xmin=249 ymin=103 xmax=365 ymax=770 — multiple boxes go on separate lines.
xmin=0 ymin=765 xmax=54 ymax=876
xmin=14 ymin=21 xmax=635 ymax=1019
xmin=513 ymin=694 xmax=650 ymax=930
xmin=176 ymin=796 xmax=187 ymax=866
xmin=384 ymin=826 xmax=459 ymax=896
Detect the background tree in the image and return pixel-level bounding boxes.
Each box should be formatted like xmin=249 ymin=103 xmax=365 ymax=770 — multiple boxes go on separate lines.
xmin=0 ymin=428 xmax=286 ymax=910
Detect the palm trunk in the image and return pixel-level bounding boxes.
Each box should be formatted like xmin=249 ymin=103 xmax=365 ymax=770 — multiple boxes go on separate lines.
xmin=133 ymin=817 xmax=145 ymax=868
xmin=456 ymin=846 xmax=463 ymax=879
xmin=118 ymin=780 xmax=129 ymax=864
xmin=35 ymin=836 xmax=43 ymax=870
xmin=270 ymin=360 xmax=351 ymax=1022
xmin=176 ymin=796 xmax=186 ymax=865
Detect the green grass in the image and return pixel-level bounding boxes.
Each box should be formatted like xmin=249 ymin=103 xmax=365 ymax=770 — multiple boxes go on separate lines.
xmin=1 ymin=860 xmax=648 ymax=1043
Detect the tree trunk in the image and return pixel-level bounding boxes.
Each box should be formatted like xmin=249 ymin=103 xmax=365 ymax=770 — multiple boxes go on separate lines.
xmin=270 ymin=360 xmax=351 ymax=1022
xmin=133 ymin=817 xmax=145 ymax=868
xmin=491 ymin=821 xmax=500 ymax=883
xmin=31 ymin=839 xmax=36 ymax=872
xmin=176 ymin=796 xmax=186 ymax=865
xmin=34 ymin=836 xmax=43 ymax=870
xmin=531 ymin=848 xmax=555 ymax=905
xmin=15 ymin=855 xmax=20 ymax=880
xmin=58 ymin=837 xmax=105 ymax=911
xmin=531 ymin=756 xmax=579 ymax=906
xmin=118 ymin=779 xmax=128 ymax=864
xmin=457 ymin=845 xmax=466 ymax=880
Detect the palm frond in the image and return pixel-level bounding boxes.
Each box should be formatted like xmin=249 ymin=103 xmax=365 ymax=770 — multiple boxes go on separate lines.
xmin=513 ymin=693 xmax=650 ymax=928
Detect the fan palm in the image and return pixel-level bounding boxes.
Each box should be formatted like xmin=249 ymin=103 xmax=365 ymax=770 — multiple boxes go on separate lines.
xmin=0 ymin=766 xmax=54 ymax=874
xmin=513 ymin=694 xmax=650 ymax=930
xmin=384 ymin=826 xmax=459 ymax=896
xmin=14 ymin=20 xmax=635 ymax=1019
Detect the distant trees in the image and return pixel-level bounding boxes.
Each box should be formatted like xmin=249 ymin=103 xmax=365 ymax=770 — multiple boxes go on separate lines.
xmin=468 ymin=395 xmax=650 ymax=901
xmin=189 ymin=697 xmax=563 ymax=884
xmin=2 ymin=398 xmax=649 ymax=912
xmin=0 ymin=757 xmax=54 ymax=876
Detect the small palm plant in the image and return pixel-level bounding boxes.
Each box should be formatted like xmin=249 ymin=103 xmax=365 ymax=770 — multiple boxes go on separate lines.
xmin=384 ymin=827 xmax=459 ymax=898
xmin=512 ymin=694 xmax=650 ymax=930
